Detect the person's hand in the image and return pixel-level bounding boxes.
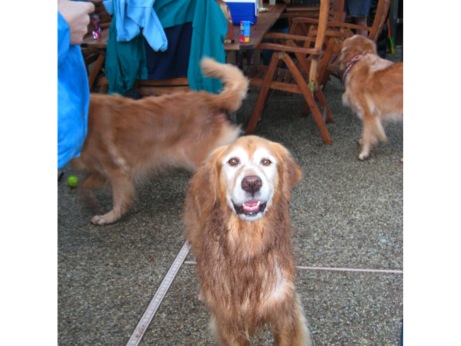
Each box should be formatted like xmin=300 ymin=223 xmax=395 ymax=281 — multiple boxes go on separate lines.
xmin=58 ymin=0 xmax=95 ymax=45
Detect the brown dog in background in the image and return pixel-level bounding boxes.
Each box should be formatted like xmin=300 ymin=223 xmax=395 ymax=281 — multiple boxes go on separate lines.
xmin=71 ymin=58 xmax=248 ymax=225
xmin=185 ymin=135 xmax=312 ymax=346
xmin=340 ymin=35 xmax=403 ymax=160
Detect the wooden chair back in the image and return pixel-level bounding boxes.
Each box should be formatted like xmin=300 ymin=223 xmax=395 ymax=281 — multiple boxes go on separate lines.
xmin=286 ymin=0 xmax=344 ymax=36
xmin=284 ymin=0 xmax=344 ymax=22
xmin=367 ymin=0 xmax=391 ymax=41
xmin=246 ymin=0 xmax=333 ymax=144
xmin=320 ymin=0 xmax=392 ymax=82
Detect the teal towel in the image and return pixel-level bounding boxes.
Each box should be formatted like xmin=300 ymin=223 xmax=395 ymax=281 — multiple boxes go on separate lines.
xmin=104 ymin=0 xmax=228 ymax=95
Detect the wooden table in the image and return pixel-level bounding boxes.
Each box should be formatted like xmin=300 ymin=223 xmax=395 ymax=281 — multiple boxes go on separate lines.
xmin=82 ymin=4 xmax=286 ymax=52
xmin=225 ymin=4 xmax=286 ymax=51
xmin=225 ymin=3 xmax=286 ymax=64
xmin=81 ymin=3 xmax=286 ymax=90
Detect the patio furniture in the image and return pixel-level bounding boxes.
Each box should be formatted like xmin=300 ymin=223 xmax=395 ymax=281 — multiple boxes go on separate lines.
xmin=245 ymin=0 xmax=333 ymax=144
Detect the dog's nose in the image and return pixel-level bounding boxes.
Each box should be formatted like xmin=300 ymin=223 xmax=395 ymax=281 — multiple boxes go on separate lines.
xmin=241 ymin=175 xmax=262 ymax=194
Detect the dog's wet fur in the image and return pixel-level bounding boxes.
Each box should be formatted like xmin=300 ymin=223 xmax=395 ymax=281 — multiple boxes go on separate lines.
xmin=71 ymin=58 xmax=249 ymax=225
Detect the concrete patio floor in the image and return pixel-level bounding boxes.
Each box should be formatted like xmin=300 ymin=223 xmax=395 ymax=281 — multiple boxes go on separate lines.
xmin=57 ymin=53 xmax=405 ymax=346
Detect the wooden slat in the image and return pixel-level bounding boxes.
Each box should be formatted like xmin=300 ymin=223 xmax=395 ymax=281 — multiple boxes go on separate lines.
xmin=247 ymin=0 xmax=333 ymax=144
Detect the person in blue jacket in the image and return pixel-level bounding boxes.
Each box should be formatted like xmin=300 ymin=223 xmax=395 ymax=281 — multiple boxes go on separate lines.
xmin=58 ymin=0 xmax=95 ymax=169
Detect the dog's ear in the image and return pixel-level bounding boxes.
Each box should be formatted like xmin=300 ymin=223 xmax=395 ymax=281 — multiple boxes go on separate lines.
xmin=359 ymin=36 xmax=377 ymax=55
xmin=339 ymin=46 xmax=349 ymax=69
xmin=186 ymin=146 xmax=227 ymax=218
xmin=271 ymin=142 xmax=302 ymax=199
xmin=368 ymin=39 xmax=378 ymax=55
xmin=352 ymin=35 xmax=378 ymax=55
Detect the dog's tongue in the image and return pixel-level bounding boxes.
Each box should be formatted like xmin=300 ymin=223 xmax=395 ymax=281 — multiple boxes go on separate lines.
xmin=242 ymin=199 xmax=260 ymax=213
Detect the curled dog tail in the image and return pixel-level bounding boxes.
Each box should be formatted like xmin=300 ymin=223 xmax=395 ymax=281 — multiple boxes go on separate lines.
xmin=200 ymin=57 xmax=249 ymax=112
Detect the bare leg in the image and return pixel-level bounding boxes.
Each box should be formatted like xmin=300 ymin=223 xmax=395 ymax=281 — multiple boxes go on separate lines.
xmin=342 ymin=11 xmax=369 ymax=36
xmin=354 ymin=17 xmax=369 ymax=36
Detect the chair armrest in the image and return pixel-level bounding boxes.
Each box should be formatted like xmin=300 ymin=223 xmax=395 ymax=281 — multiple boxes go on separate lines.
xmin=297 ymin=20 xmax=371 ymax=41
xmin=263 ymin=32 xmax=317 ymax=44
xmin=291 ymin=18 xmax=372 ymax=37
xmin=325 ymin=20 xmax=371 ymax=33
xmin=256 ymin=42 xmax=322 ymax=56
xmin=285 ymin=7 xmax=322 ymax=13
xmin=290 ymin=17 xmax=325 ymax=25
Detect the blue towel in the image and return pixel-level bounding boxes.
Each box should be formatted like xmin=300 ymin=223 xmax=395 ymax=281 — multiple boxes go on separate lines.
xmin=104 ymin=0 xmax=168 ymax=51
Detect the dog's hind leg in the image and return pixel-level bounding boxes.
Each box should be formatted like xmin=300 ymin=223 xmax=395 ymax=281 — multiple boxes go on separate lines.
xmin=90 ymin=168 xmax=135 ymax=225
xmin=79 ymin=172 xmax=107 ymax=210
xmin=359 ymin=108 xmax=386 ymax=161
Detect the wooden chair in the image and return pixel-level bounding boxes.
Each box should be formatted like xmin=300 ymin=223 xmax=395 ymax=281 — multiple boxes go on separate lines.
xmin=292 ymin=0 xmax=391 ymax=85
xmin=137 ymin=77 xmax=190 ymax=97
xmin=246 ymin=0 xmax=333 ymax=144
xmin=284 ymin=0 xmax=344 ymax=36
xmin=284 ymin=0 xmax=391 ymax=122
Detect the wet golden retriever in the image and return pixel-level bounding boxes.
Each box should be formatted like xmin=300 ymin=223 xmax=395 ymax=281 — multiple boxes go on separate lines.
xmin=340 ymin=35 xmax=403 ymax=160
xmin=71 ymin=58 xmax=248 ymax=225
xmin=184 ymin=135 xmax=312 ymax=346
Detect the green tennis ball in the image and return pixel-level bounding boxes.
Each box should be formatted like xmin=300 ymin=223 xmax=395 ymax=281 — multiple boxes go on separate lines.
xmin=67 ymin=175 xmax=78 ymax=188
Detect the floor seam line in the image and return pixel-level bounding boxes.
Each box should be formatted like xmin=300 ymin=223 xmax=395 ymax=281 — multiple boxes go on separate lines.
xmin=126 ymin=241 xmax=190 ymax=346
xmin=183 ymin=260 xmax=403 ymax=274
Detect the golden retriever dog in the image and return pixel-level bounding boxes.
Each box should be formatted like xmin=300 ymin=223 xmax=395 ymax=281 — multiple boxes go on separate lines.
xmin=184 ymin=135 xmax=312 ymax=346
xmin=340 ymin=35 xmax=403 ymax=160
xmin=71 ymin=58 xmax=248 ymax=225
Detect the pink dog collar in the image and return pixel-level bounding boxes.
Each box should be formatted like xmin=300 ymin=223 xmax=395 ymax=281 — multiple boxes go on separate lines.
xmin=342 ymin=54 xmax=364 ymax=85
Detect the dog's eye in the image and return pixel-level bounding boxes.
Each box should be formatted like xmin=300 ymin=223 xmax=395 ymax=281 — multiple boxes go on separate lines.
xmin=261 ymin=158 xmax=272 ymax=166
xmin=228 ymin=157 xmax=240 ymax=167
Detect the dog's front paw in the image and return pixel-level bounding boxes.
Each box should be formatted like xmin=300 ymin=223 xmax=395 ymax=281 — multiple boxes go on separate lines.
xmin=91 ymin=210 xmax=120 ymax=225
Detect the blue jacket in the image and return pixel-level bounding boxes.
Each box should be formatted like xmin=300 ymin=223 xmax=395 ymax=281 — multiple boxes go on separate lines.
xmin=57 ymin=12 xmax=90 ymax=169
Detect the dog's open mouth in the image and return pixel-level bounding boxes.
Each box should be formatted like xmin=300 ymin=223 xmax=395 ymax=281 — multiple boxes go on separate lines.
xmin=233 ymin=199 xmax=267 ymax=217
